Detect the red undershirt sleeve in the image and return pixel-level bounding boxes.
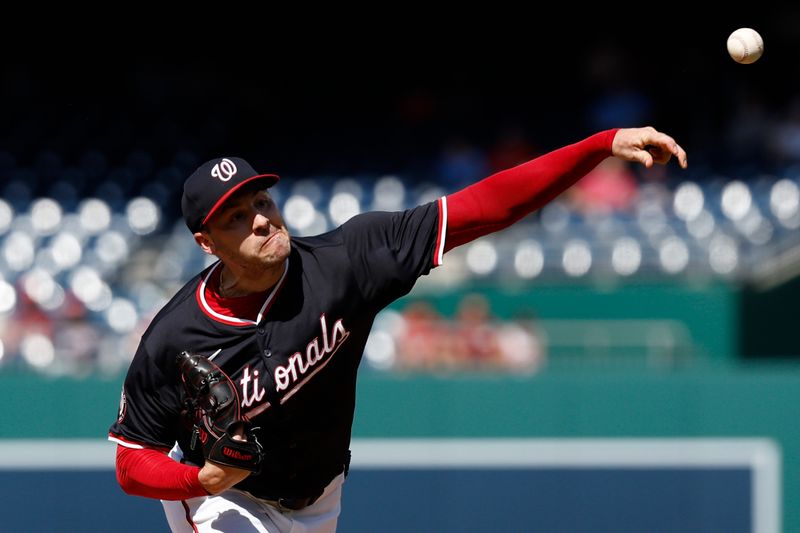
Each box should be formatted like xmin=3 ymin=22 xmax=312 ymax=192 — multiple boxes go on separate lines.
xmin=444 ymin=129 xmax=618 ymax=251
xmin=116 ymin=445 xmax=209 ymax=500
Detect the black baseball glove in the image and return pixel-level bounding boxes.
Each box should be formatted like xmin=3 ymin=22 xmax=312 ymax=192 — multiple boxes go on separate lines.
xmin=176 ymin=350 xmax=264 ymax=473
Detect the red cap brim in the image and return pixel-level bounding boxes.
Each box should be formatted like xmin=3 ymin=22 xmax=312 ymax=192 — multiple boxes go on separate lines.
xmin=201 ymin=174 xmax=280 ymax=227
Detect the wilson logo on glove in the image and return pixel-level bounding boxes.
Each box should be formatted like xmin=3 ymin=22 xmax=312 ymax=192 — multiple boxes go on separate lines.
xmin=222 ymin=447 xmax=254 ymax=461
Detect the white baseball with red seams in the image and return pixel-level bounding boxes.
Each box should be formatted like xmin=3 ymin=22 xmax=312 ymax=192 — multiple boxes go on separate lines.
xmin=727 ymin=28 xmax=764 ymax=64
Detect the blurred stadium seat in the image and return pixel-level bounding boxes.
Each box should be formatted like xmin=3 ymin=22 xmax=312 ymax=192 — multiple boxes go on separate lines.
xmin=2 ymin=158 xmax=800 ymax=376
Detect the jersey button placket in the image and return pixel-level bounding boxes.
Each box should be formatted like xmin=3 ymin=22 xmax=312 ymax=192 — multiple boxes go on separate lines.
xmin=255 ymin=326 xmax=272 ymax=363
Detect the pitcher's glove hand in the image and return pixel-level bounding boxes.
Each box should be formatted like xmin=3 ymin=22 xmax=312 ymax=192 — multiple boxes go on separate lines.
xmin=176 ymin=351 xmax=264 ymax=473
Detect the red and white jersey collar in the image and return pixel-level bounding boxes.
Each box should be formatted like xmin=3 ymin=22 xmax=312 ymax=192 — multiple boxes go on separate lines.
xmin=195 ymin=259 xmax=289 ymax=326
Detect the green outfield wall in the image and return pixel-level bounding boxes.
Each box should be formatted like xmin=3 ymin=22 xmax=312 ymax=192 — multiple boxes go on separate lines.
xmin=397 ymin=281 xmax=739 ymax=361
xmin=3 ymin=364 xmax=799 ymax=530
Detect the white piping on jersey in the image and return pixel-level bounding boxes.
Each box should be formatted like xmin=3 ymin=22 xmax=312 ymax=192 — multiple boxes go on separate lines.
xmin=107 ymin=435 xmax=144 ymax=449
xmin=280 ymin=330 xmax=349 ymax=403
xmin=243 ymin=314 xmax=350 ymax=418
xmin=198 ymin=259 xmax=289 ymax=325
xmin=245 ymin=347 xmax=340 ymax=420
xmin=436 ymin=195 xmax=448 ymax=266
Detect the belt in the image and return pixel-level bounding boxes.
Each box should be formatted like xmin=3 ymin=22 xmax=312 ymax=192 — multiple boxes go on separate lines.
xmin=257 ymin=450 xmax=350 ymax=512
xmin=264 ymin=495 xmax=319 ymax=512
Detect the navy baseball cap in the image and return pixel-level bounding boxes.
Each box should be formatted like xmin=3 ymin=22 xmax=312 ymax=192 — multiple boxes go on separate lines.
xmin=181 ymin=157 xmax=280 ymax=233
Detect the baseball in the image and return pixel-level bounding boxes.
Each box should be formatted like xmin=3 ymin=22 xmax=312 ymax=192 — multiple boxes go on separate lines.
xmin=727 ymin=28 xmax=764 ymax=64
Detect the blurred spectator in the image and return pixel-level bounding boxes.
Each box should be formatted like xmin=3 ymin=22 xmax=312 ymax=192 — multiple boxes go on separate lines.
xmin=567 ymin=157 xmax=639 ymax=214
xmin=395 ymin=301 xmax=451 ymax=371
xmin=392 ymin=295 xmax=545 ymax=374
xmin=497 ymin=313 xmax=546 ymax=373
xmin=452 ymin=293 xmax=503 ymax=368
xmin=726 ymin=88 xmax=772 ymax=170
xmin=583 ymin=44 xmax=653 ymax=131
xmin=52 ymin=292 xmax=99 ymax=375
xmin=435 ymin=137 xmax=490 ymax=193
xmin=2 ymin=286 xmax=54 ymax=368
xmin=769 ymin=95 xmax=800 ymax=168
xmin=487 ymin=125 xmax=539 ymax=174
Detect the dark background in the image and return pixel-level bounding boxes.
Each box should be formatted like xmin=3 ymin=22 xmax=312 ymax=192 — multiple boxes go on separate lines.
xmin=4 ymin=11 xmax=800 ymax=183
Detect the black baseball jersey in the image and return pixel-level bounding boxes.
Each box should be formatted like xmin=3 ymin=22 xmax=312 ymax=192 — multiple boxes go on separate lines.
xmin=109 ymin=200 xmax=445 ymax=499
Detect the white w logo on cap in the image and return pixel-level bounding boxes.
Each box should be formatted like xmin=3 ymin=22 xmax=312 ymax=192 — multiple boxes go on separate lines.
xmin=211 ymin=159 xmax=238 ymax=182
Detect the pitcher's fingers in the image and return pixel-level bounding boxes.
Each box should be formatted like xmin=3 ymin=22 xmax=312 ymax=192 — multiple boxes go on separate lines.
xmin=672 ymin=142 xmax=688 ymax=168
xmin=652 ymin=132 xmax=688 ymax=169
